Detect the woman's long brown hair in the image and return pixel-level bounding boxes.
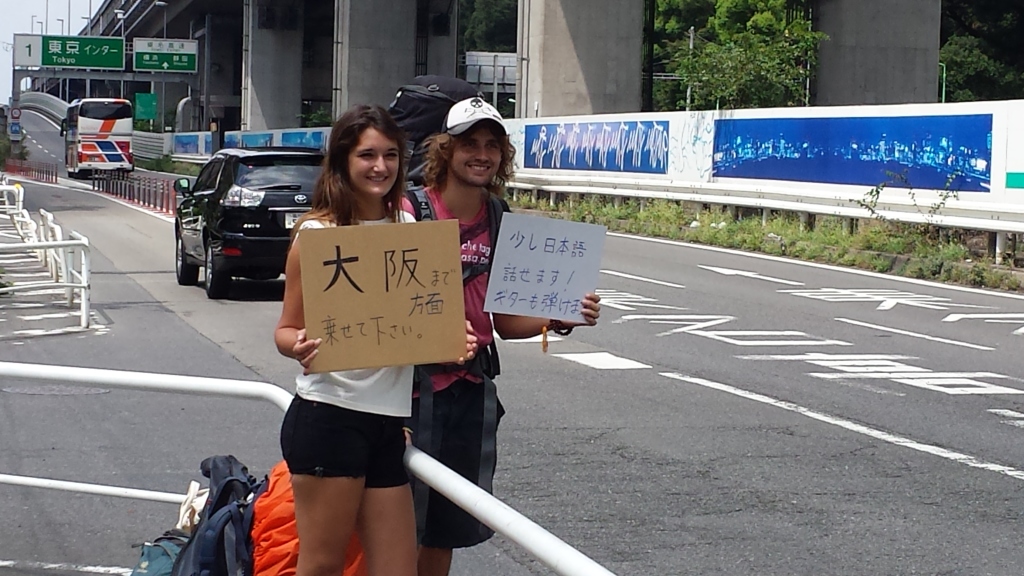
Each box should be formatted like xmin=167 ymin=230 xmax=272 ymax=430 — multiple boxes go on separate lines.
xmin=297 ymin=104 xmax=408 ymax=232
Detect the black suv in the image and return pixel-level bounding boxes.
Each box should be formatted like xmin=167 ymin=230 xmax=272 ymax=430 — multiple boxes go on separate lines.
xmin=174 ymin=148 xmax=323 ymax=299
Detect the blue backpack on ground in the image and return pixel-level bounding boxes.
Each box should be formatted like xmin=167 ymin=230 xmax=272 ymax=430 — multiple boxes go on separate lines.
xmin=171 ymin=455 xmax=268 ymax=576
xmin=130 ymin=530 xmax=190 ymax=576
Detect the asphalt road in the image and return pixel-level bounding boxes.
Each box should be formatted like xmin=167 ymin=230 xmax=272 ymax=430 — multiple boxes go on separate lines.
xmin=4 ymin=118 xmax=1024 ymax=575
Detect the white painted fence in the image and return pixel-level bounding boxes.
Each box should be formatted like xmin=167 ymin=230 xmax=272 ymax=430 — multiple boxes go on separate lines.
xmin=1 ymin=208 xmax=91 ymax=328
xmin=0 ymin=182 xmax=23 ymax=216
xmin=0 ymin=361 xmax=616 ymax=576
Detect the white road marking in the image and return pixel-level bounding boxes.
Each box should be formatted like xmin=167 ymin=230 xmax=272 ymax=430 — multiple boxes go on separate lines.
xmin=600 ymin=269 xmax=685 ymax=289
xmin=943 ymin=313 xmax=1024 ymax=336
xmin=661 ymin=372 xmax=1024 ymax=481
xmin=615 ymin=313 xmax=850 ymax=346
xmin=0 ymin=559 xmax=130 ymax=575
xmin=743 ymin=352 xmax=1021 ymax=395
xmin=698 ymin=265 xmax=804 ymax=286
xmin=608 ymin=232 xmax=1024 ymax=301
xmin=18 ymin=312 xmax=78 ymax=321
xmin=554 ymin=352 xmax=651 ymax=370
xmin=988 ymin=409 xmax=1024 ymax=419
xmin=781 ymin=288 xmax=991 ymax=311
xmin=595 ymin=289 xmax=686 ymax=311
xmin=835 ymin=317 xmax=994 ymax=351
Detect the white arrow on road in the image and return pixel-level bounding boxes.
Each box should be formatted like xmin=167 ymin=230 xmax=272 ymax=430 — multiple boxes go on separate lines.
xmin=698 ymin=265 xmax=805 ymax=286
xmin=943 ymin=313 xmax=1024 ymax=335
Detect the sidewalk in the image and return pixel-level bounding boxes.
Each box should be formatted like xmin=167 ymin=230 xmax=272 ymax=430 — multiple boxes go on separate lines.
xmin=0 ymin=216 xmax=107 ymax=341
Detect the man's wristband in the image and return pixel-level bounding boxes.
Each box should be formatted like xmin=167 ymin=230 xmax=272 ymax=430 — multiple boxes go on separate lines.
xmin=547 ymin=320 xmax=574 ymax=336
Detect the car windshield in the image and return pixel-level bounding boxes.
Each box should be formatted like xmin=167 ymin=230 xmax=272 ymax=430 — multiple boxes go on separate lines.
xmin=235 ymin=156 xmax=322 ymax=191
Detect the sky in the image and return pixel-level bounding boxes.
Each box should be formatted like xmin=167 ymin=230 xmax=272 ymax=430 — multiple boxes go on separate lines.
xmin=1 ymin=0 xmax=97 ymax=103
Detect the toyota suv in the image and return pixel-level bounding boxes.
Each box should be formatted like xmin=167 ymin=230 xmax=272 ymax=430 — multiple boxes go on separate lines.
xmin=174 ymin=148 xmax=323 ymax=299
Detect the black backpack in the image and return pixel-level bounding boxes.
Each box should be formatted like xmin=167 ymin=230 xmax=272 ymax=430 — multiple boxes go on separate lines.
xmin=388 ymin=75 xmax=483 ymax=186
xmin=171 ymin=456 xmax=268 ymax=576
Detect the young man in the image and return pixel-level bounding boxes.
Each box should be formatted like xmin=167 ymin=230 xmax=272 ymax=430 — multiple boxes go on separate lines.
xmin=401 ymin=97 xmax=602 ymax=576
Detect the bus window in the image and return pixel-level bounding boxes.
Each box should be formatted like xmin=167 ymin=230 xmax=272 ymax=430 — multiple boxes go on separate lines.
xmin=79 ymin=101 xmax=132 ymax=120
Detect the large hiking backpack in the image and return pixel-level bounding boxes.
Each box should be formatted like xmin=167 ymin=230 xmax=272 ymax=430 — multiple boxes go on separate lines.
xmin=171 ymin=456 xmax=268 ymax=576
xmin=387 ymin=75 xmax=483 ymax=186
xmin=130 ymin=530 xmax=190 ymax=576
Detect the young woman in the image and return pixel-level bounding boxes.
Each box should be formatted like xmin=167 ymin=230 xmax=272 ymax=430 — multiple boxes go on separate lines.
xmin=274 ymin=104 xmax=477 ymax=576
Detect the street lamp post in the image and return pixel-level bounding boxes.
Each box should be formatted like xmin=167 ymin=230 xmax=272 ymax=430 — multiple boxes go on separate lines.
xmin=156 ymin=1 xmax=168 ymax=132
xmin=115 ymin=9 xmax=126 ymax=98
xmin=938 ymin=62 xmax=947 ymax=104
xmin=56 ymin=18 xmax=65 ymax=100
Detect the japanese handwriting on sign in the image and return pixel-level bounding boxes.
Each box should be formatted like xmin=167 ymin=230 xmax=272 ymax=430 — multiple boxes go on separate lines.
xmin=300 ymin=219 xmax=467 ymax=372
xmin=384 ymin=249 xmax=425 ymax=292
xmin=484 ymin=213 xmax=606 ymax=323
xmin=322 ymin=245 xmax=363 ymax=293
xmin=431 ymin=269 xmax=455 ymax=287
xmin=409 ymin=293 xmax=445 ymax=316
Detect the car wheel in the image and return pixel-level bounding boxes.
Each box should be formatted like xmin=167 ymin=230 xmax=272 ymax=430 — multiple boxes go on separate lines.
xmin=175 ymin=232 xmax=200 ymax=286
xmin=204 ymin=243 xmax=232 ymax=299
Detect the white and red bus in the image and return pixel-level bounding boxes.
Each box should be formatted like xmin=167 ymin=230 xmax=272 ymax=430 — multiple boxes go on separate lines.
xmin=60 ymin=98 xmax=134 ymax=178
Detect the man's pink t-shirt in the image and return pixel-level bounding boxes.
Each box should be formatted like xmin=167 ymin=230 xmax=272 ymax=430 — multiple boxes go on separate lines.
xmin=401 ymin=187 xmax=494 ymax=393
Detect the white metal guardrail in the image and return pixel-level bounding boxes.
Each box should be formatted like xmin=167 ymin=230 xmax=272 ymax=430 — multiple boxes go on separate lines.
xmin=0 ymin=361 xmax=616 ymax=576
xmin=0 ymin=183 xmax=24 ymax=216
xmin=1 ymin=209 xmax=92 ymax=329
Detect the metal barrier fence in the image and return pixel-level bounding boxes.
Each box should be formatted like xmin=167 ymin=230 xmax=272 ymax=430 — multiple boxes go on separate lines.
xmin=92 ymin=172 xmax=176 ymax=215
xmin=1 ymin=209 xmax=92 ymax=328
xmin=4 ymin=159 xmax=58 ymax=184
xmin=0 ymin=182 xmax=24 ymax=216
xmin=0 ymin=361 xmax=616 ymax=576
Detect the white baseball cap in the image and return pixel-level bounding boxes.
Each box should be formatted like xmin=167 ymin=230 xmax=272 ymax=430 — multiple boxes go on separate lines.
xmin=444 ymin=97 xmax=506 ymax=136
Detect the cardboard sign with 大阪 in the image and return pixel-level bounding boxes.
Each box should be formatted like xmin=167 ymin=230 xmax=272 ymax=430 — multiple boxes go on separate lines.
xmin=299 ymin=220 xmax=466 ymax=373
xmin=484 ymin=213 xmax=607 ymax=323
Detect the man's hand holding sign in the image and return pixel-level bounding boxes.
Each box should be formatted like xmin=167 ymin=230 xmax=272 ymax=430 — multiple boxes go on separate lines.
xmin=298 ymin=219 xmax=473 ymax=373
xmin=485 ymin=213 xmax=606 ymax=351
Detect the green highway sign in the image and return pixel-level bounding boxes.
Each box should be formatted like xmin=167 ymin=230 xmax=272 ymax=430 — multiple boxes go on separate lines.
xmin=133 ymin=38 xmax=199 ymax=73
xmin=13 ymin=35 xmax=125 ymax=70
xmin=135 ymin=93 xmax=158 ymax=121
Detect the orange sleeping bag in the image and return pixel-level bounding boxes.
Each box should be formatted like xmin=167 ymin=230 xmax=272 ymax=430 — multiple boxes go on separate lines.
xmin=251 ymin=461 xmax=367 ymax=576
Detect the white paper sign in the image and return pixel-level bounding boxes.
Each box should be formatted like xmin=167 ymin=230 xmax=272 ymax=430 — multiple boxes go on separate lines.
xmin=484 ymin=213 xmax=607 ymax=322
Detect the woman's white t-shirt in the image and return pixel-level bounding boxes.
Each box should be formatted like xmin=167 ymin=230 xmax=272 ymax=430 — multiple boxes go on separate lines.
xmin=293 ymin=213 xmax=417 ymax=417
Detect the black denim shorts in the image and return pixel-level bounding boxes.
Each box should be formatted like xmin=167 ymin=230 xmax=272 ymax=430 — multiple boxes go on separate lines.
xmin=280 ymin=395 xmax=409 ymax=488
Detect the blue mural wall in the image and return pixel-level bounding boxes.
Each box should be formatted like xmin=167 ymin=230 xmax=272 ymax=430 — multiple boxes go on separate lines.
xmin=280 ymin=130 xmax=327 ymax=149
xmin=713 ymin=115 xmax=993 ymax=192
xmin=525 ymin=121 xmax=670 ymax=174
xmin=173 ymin=134 xmax=199 ymax=154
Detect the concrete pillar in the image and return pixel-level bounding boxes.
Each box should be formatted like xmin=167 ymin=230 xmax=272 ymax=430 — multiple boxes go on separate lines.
xmin=242 ymin=0 xmax=304 ymax=130
xmin=521 ymin=0 xmax=642 ymax=117
xmin=426 ymin=0 xmax=458 ymax=76
xmin=814 ymin=0 xmax=942 ymax=105
xmin=333 ymin=0 xmax=417 ymax=116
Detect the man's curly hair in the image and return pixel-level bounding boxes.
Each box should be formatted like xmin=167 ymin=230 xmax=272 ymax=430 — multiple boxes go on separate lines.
xmin=421 ymin=122 xmax=516 ymax=197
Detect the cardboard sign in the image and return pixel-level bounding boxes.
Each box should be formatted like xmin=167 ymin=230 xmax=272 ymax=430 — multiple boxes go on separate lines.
xmin=484 ymin=213 xmax=607 ymax=323
xmin=299 ymin=220 xmax=466 ymax=373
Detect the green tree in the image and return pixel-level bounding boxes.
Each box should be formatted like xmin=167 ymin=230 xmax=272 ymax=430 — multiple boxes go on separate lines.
xmin=940 ymin=1 xmax=1024 ymax=102
xmin=657 ymin=0 xmax=825 ymax=110
xmin=461 ymin=0 xmax=518 ymax=52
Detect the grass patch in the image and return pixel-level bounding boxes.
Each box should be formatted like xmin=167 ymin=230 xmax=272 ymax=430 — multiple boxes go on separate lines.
xmin=136 ymin=155 xmax=202 ymax=177
xmin=507 ymin=193 xmax=1024 ymax=293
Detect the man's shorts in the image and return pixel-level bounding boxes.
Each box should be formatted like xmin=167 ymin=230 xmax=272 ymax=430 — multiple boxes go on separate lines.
xmin=407 ymin=379 xmax=505 ymax=549
xmin=280 ymin=395 xmax=409 ymax=489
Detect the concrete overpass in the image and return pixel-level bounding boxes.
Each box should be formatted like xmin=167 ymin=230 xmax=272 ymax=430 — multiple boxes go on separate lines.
xmin=25 ymin=0 xmax=942 ymax=134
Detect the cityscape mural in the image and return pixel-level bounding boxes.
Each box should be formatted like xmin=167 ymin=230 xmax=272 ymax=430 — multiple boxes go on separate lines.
xmin=713 ymin=115 xmax=993 ymax=192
